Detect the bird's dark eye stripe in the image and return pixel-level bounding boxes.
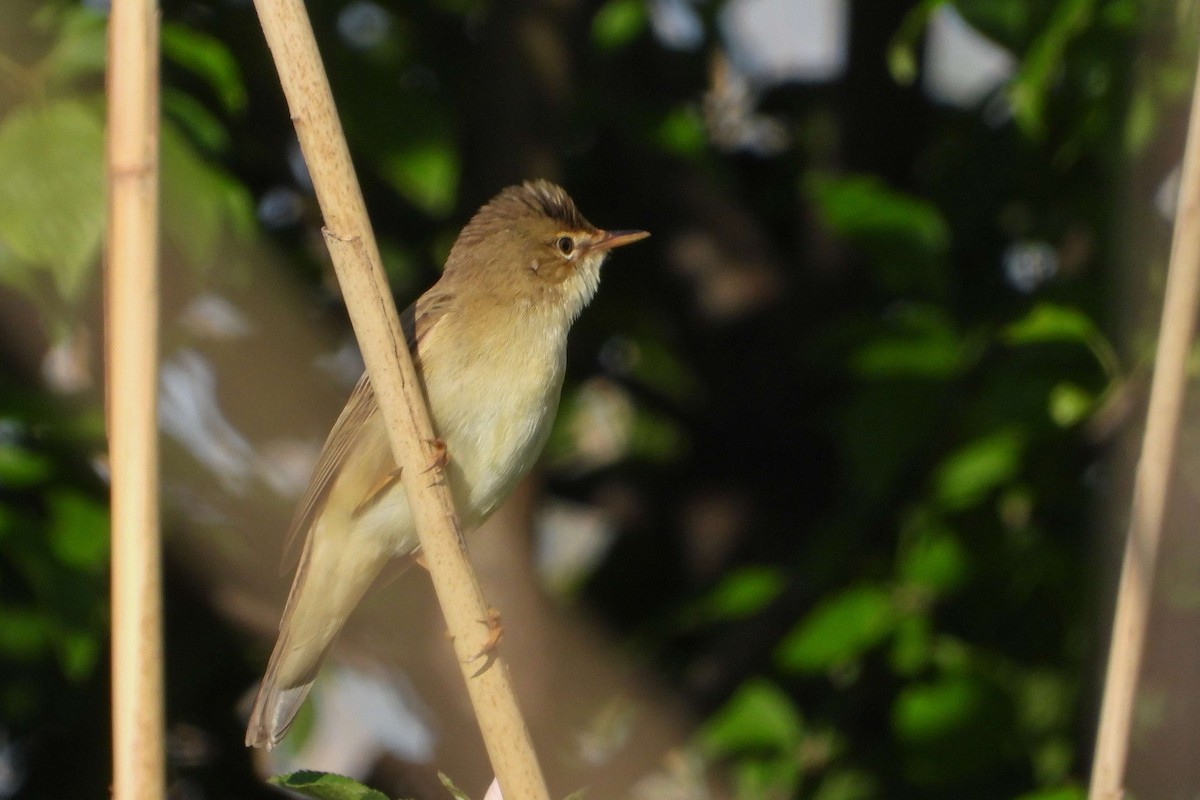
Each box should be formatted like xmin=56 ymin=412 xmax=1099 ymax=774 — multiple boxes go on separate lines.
xmin=556 ymin=236 xmax=574 ymax=255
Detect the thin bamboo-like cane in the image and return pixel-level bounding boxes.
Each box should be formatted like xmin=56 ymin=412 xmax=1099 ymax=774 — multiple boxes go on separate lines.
xmin=105 ymin=0 xmax=164 ymax=797
xmin=251 ymin=3 xmax=551 ymax=798
xmin=1087 ymin=54 xmax=1200 ymax=800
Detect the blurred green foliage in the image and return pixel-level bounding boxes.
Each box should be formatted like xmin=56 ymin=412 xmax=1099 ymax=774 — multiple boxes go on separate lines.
xmin=0 ymin=0 xmax=1195 ymax=797
xmin=0 ymin=376 xmax=107 ymax=722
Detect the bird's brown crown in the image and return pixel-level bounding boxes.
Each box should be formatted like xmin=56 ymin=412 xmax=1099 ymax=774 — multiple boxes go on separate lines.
xmin=453 ymin=180 xmax=596 ymax=249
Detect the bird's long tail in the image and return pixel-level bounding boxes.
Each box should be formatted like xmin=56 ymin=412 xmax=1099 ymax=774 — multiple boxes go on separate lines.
xmin=245 ymin=519 xmax=391 ymax=749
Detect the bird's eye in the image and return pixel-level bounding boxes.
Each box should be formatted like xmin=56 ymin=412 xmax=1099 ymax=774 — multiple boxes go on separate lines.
xmin=556 ymin=236 xmax=575 ymax=255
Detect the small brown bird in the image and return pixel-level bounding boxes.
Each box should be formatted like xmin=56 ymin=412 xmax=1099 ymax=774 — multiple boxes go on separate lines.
xmin=245 ymin=181 xmax=648 ymax=749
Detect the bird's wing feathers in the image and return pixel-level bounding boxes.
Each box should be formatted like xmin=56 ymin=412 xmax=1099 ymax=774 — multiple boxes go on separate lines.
xmin=279 ymin=292 xmax=454 ymax=573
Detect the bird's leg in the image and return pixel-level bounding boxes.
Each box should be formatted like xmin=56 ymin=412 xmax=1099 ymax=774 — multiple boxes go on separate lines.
xmin=351 ymin=467 xmax=403 ymax=518
xmin=423 ymin=437 xmax=450 ymax=472
xmin=466 ymin=607 xmax=503 ymax=671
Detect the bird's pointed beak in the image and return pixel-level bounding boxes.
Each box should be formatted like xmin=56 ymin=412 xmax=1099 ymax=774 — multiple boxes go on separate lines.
xmin=590 ymin=229 xmax=650 ymax=253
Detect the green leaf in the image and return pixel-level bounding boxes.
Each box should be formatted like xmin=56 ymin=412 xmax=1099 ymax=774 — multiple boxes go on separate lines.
xmin=47 ymin=489 xmax=109 ymax=571
xmin=0 ymin=607 xmax=52 ymax=659
xmin=1003 ymin=303 xmax=1097 ymax=345
xmin=380 ymin=141 xmax=459 ymax=217
xmin=889 ymin=615 xmax=933 ymax=676
xmin=852 ymin=305 xmax=970 ymax=379
xmin=701 ymin=566 xmax=786 ymax=620
xmin=1048 ymin=382 xmax=1093 ymax=427
xmin=701 ymin=678 xmax=803 ymax=754
xmin=893 ymin=676 xmax=993 ymax=743
xmin=954 ymin=0 xmax=1031 ymax=46
xmin=806 ymin=173 xmax=950 ymax=295
xmin=932 ymin=428 xmax=1025 ymax=511
xmin=811 ymin=769 xmax=879 ymax=800
xmin=898 ymin=518 xmax=968 ymax=593
xmin=56 ymin=628 xmax=100 ymax=681
xmin=161 ymin=120 xmax=256 ymax=267
xmin=163 ymin=88 xmax=232 ymax=153
xmin=777 ymin=584 xmax=897 ymax=673
xmin=592 ymin=0 xmax=647 ymax=50
xmin=437 ymin=773 xmax=471 ymax=800
xmin=0 ymin=99 xmax=106 ymax=302
xmin=888 ymin=0 xmax=948 ymax=85
xmin=269 ymin=771 xmax=392 ymax=800
xmin=731 ymin=757 xmax=803 ymax=800
xmin=40 ymin=6 xmax=108 ymax=86
xmin=653 ymin=106 xmax=707 ymax=158
xmin=161 ymin=23 xmax=247 ymax=112
xmin=1008 ymin=0 xmax=1096 ymax=137
xmin=0 ymin=442 xmax=53 ymax=487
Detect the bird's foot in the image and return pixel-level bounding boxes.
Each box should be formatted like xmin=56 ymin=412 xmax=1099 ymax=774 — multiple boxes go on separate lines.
xmin=466 ymin=607 xmax=503 ymax=673
xmin=423 ymin=438 xmax=450 ymax=472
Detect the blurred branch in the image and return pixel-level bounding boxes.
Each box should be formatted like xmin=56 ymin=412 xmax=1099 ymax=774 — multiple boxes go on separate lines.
xmin=104 ymin=0 xmax=165 ymax=796
xmin=1088 ymin=49 xmax=1200 ymax=800
xmin=250 ymin=1 xmax=550 ymax=797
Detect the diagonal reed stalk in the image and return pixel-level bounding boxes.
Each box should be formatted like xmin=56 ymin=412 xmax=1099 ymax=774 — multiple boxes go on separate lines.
xmin=250 ymin=2 xmax=551 ymax=798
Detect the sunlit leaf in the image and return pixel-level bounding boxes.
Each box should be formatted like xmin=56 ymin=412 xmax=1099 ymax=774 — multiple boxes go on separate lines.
xmin=269 ymin=771 xmax=391 ymax=800
xmin=163 ymin=88 xmax=232 ymax=153
xmin=702 ymin=566 xmax=786 ymax=620
xmin=381 ymin=141 xmax=459 ymax=217
xmin=1008 ymin=0 xmax=1095 ymax=137
xmin=806 ymin=173 xmax=950 ymax=295
xmin=1125 ymin=84 xmax=1157 ymax=155
xmin=1003 ymin=303 xmax=1097 ymax=345
xmin=162 ymin=23 xmax=247 ymax=112
xmin=1048 ymin=382 xmax=1093 ymax=427
xmin=0 ymin=99 xmax=105 ymax=302
xmin=893 ymin=676 xmax=991 ymax=742
xmin=932 ymin=428 xmax=1025 ymax=511
xmin=653 ymin=106 xmax=707 ymax=157
xmin=732 ymin=757 xmax=803 ymax=800
xmin=161 ymin=121 xmax=257 ymax=268
xmin=701 ymin=678 xmax=803 ymax=754
xmin=437 ymin=773 xmax=471 ymax=800
xmin=888 ymin=0 xmax=947 ymax=85
xmin=777 ymin=584 xmax=897 ymax=673
xmin=892 ymin=671 xmax=1016 ymax=782
xmin=592 ymin=0 xmax=647 ymax=50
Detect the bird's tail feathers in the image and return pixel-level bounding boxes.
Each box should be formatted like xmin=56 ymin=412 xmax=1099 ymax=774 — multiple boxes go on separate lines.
xmin=244 ymin=522 xmax=390 ymax=749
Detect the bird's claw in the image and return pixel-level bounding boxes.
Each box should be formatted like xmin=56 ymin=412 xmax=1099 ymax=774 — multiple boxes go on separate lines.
xmin=465 ymin=607 xmax=503 ymax=668
xmin=423 ymin=438 xmax=450 ymax=473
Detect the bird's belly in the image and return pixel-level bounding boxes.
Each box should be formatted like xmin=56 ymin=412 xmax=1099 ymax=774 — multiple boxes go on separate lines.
xmin=352 ymin=353 xmax=563 ymax=556
xmin=433 ymin=362 xmax=563 ymax=523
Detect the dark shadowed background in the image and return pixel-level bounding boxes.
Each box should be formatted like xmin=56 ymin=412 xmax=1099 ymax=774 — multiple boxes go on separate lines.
xmin=1 ymin=1 xmax=1199 ymax=798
